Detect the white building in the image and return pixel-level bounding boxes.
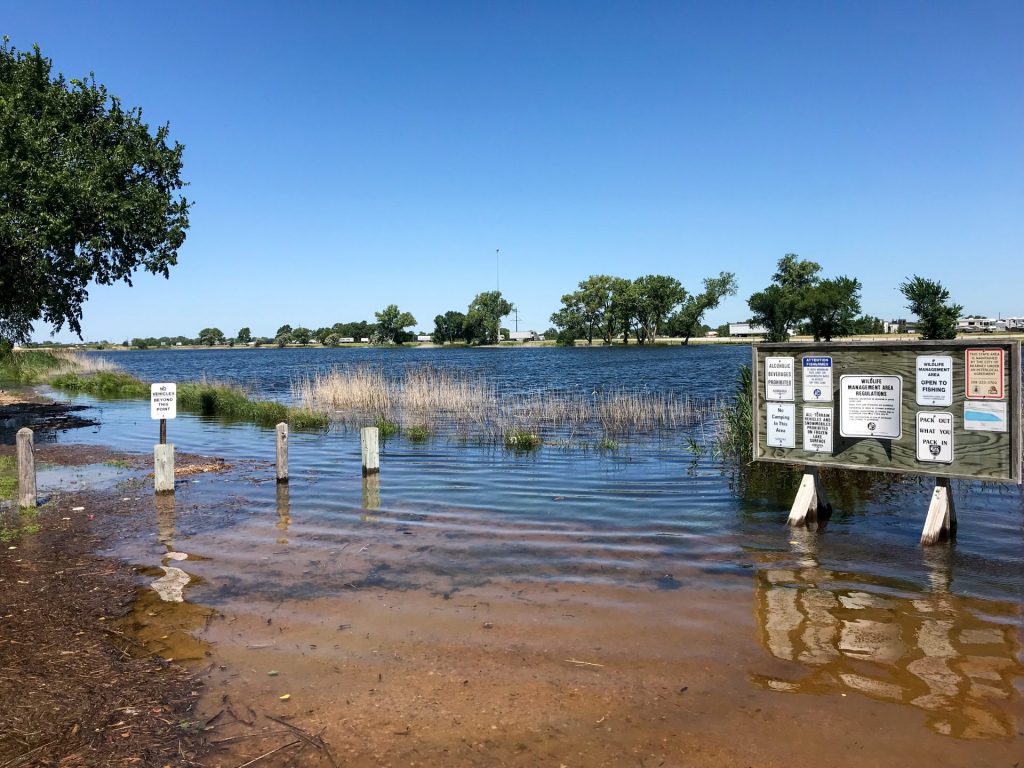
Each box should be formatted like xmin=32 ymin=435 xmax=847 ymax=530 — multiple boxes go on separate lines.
xmin=727 ymin=322 xmax=768 ymax=337
xmin=508 ymin=330 xmax=544 ymax=342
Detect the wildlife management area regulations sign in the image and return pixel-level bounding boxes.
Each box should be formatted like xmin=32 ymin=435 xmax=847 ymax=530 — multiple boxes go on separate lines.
xmin=752 ymin=341 xmax=1021 ymax=483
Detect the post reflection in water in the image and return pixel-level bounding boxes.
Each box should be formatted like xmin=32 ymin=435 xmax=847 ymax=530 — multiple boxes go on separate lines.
xmin=155 ymin=492 xmax=176 ymax=551
xmin=753 ymin=530 xmax=1022 ymax=739
xmin=362 ymin=473 xmax=381 ymax=516
xmin=151 ymin=493 xmax=192 ymax=603
xmin=275 ymin=482 xmax=291 ymax=543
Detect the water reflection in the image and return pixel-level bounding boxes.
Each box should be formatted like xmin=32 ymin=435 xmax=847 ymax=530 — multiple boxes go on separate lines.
xmin=362 ymin=473 xmax=381 ymax=512
xmin=753 ymin=531 xmax=1022 ymax=739
xmin=152 ymin=493 xmax=193 ymax=602
xmin=275 ymin=482 xmax=291 ymax=543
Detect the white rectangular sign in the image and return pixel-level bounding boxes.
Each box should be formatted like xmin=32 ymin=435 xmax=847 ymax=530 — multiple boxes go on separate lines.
xmin=915 ymin=355 xmax=953 ymax=407
xmin=765 ymin=357 xmax=795 ymax=402
xmin=766 ymin=402 xmax=796 ymax=448
xmin=802 ymin=406 xmax=833 ymax=453
xmin=801 ymin=356 xmax=833 ymax=402
xmin=964 ymin=401 xmax=1008 ymax=432
xmin=916 ymin=411 xmax=953 ymax=463
xmin=150 ymin=382 xmax=177 ymax=420
xmin=839 ymin=375 xmax=902 ymax=439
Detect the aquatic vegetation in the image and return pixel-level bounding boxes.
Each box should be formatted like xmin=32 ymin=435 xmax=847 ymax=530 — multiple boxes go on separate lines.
xmin=406 ymin=424 xmax=430 ymax=442
xmin=375 ymin=418 xmax=400 ymax=439
xmin=294 ymin=364 xmax=719 ymax=443
xmin=504 ymin=429 xmax=542 ymax=451
xmin=0 ymin=349 xmax=118 ymax=385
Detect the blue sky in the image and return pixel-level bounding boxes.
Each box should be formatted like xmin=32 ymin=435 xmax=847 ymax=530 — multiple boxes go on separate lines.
xmin=7 ymin=1 xmax=1022 ymax=341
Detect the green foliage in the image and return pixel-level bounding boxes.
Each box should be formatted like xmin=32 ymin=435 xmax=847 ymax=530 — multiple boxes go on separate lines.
xmin=747 ymin=254 xmax=822 ymax=342
xmin=849 ymin=315 xmax=884 ymax=335
xmin=432 ymin=310 xmax=468 ymax=344
xmin=0 ymin=348 xmax=65 ymax=384
xmin=375 ymin=418 xmax=399 ymax=438
xmin=0 ymin=39 xmax=190 ymax=343
xmin=631 ymin=274 xmax=687 ymax=344
xmin=275 ymin=333 xmax=291 ymax=348
xmin=373 ymin=305 xmax=416 ymax=345
xmin=197 ymin=327 xmax=225 ymax=346
xmin=802 ymin=276 xmax=862 ymax=341
xmin=667 ymin=272 xmax=738 ymax=344
xmin=504 ymin=430 xmax=541 ymax=451
xmin=50 ymin=370 xmax=149 ymax=396
xmin=716 ymin=364 xmax=753 ymax=457
xmin=466 ymin=291 xmax=513 ymax=345
xmin=236 ymin=327 xmax=252 ymax=344
xmin=0 ymin=455 xmax=16 ymax=500
xmin=899 ymin=276 xmax=962 ymax=340
xmin=595 ymin=437 xmax=619 ymax=452
xmin=291 ymin=327 xmax=312 ymax=345
xmin=406 ymin=424 xmax=430 ymax=442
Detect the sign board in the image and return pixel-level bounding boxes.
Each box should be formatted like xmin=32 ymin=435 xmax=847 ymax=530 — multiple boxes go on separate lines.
xmin=839 ymin=375 xmax=902 ymax=439
xmin=916 ymin=411 xmax=953 ymax=463
xmin=801 ymin=357 xmax=833 ymax=402
xmin=965 ymin=348 xmax=1004 ymax=399
xmin=765 ymin=357 xmax=794 ymax=401
xmin=915 ymin=356 xmax=952 ymax=406
xmin=802 ymin=406 xmax=833 ymax=453
xmin=752 ymin=341 xmax=1021 ymax=483
xmin=151 ymin=383 xmax=177 ymax=420
xmin=766 ymin=403 xmax=796 ymax=448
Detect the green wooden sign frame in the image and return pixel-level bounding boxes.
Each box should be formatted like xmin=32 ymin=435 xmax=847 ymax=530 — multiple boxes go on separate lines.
xmin=752 ymin=340 xmax=1022 ymax=483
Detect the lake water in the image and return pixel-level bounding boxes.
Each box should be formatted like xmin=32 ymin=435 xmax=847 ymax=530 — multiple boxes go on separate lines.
xmin=40 ymin=347 xmax=1024 ymax=764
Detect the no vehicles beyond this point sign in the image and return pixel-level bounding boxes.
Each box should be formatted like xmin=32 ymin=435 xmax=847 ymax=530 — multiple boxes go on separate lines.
xmin=151 ymin=383 xmax=177 ymax=420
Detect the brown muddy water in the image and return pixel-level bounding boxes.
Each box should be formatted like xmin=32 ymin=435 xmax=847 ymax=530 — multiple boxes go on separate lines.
xmin=33 ymin=357 xmax=1024 ymax=765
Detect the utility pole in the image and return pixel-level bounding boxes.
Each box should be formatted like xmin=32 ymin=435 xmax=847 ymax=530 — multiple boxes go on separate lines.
xmin=496 ymin=248 xmax=500 ymax=292
xmin=514 ymin=308 xmax=519 ymax=332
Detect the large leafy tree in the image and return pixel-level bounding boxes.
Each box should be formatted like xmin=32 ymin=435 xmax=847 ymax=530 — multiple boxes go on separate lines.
xmin=432 ymin=310 xmax=467 ymax=344
xmin=899 ymin=276 xmax=962 ymax=340
xmin=631 ymin=274 xmax=686 ymax=344
xmin=466 ymin=291 xmax=513 ymax=346
xmin=197 ymin=327 xmax=224 ymax=346
xmin=373 ymin=304 xmax=416 ymax=344
xmin=236 ymin=327 xmax=252 ymax=344
xmin=802 ymin=276 xmax=862 ymax=341
xmin=0 ymin=39 xmax=190 ymax=344
xmin=667 ymin=271 xmax=738 ymax=344
xmin=747 ymin=254 xmax=822 ymax=342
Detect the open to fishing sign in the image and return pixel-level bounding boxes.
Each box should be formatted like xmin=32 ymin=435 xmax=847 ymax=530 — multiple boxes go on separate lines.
xmin=150 ymin=383 xmax=177 ymax=420
xmin=915 ymin=356 xmax=952 ymax=407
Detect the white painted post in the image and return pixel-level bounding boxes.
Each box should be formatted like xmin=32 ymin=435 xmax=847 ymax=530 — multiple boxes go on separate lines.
xmin=360 ymin=426 xmax=380 ymax=476
xmin=154 ymin=444 xmax=175 ymax=493
xmin=16 ymin=427 xmax=36 ymax=508
xmin=921 ymin=477 xmax=956 ymax=545
xmin=787 ymin=466 xmax=831 ymax=527
xmin=276 ymin=422 xmax=289 ymax=483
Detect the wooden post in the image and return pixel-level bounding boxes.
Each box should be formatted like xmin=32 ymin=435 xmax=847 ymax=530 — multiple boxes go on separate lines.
xmin=360 ymin=426 xmax=380 ymax=476
xmin=921 ymin=477 xmax=956 ymax=545
xmin=16 ymin=427 xmax=36 ymax=508
xmin=276 ymin=422 xmax=289 ymax=483
xmin=787 ymin=466 xmax=831 ymax=527
xmin=159 ymin=417 xmax=167 ymax=445
xmin=154 ymin=444 xmax=175 ymax=493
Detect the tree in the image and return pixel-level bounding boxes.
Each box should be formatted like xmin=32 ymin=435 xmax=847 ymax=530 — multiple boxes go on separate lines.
xmin=849 ymin=315 xmax=884 ymax=335
xmin=667 ymin=272 xmax=738 ymax=344
xmin=631 ymin=275 xmax=686 ymax=344
xmin=0 ymin=39 xmax=190 ymax=344
xmin=802 ymin=276 xmax=862 ymax=341
xmin=747 ymin=254 xmax=822 ymax=342
xmin=899 ymin=276 xmax=962 ymax=340
xmin=236 ymin=327 xmax=252 ymax=344
xmin=275 ymin=332 xmax=291 ymax=347
xmin=373 ymin=304 xmax=416 ymax=345
xmin=197 ymin=327 xmax=225 ymax=346
xmin=466 ymin=291 xmax=513 ymax=346
xmin=275 ymin=324 xmax=293 ymax=338
xmin=432 ymin=310 xmax=467 ymax=344
xmin=291 ymin=327 xmax=312 ymax=345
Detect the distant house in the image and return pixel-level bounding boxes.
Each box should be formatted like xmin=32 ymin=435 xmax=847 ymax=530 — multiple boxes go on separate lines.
xmin=338 ymin=337 xmax=355 ymax=344
xmin=705 ymin=330 xmax=719 ymax=338
xmin=416 ymin=334 xmax=433 ymax=342
xmin=508 ymin=330 xmax=544 ymax=342
xmin=360 ymin=337 xmax=370 ymax=343
xmin=884 ymin=319 xmax=919 ymax=334
xmin=727 ymin=322 xmax=767 ymax=337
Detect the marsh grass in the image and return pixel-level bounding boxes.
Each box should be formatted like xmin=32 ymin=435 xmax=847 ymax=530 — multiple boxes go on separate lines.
xmin=0 ymin=349 xmax=118 ymax=385
xmin=295 ymin=364 xmax=719 ymax=443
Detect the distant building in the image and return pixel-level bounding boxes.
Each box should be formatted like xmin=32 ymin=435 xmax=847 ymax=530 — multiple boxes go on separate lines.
xmin=416 ymin=334 xmax=433 ymax=342
xmin=956 ymin=317 xmax=1005 ymax=333
xmin=728 ymin=322 xmax=767 ymax=337
xmin=884 ymin=319 xmax=919 ymax=334
xmin=705 ymin=330 xmax=719 ymax=338
xmin=509 ymin=330 xmax=544 ymax=342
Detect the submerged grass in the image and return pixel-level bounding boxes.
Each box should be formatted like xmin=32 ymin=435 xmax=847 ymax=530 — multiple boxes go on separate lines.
xmin=295 ymin=364 xmax=719 ymax=444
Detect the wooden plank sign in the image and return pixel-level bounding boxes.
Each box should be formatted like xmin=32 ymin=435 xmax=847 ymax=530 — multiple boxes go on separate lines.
xmin=752 ymin=340 xmax=1021 ymax=483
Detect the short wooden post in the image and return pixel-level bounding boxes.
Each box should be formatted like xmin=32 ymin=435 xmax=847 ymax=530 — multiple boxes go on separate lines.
xmin=154 ymin=444 xmax=175 ymax=493
xmin=787 ymin=466 xmax=831 ymax=527
xmin=16 ymin=427 xmax=36 ymax=508
xmin=275 ymin=422 xmax=289 ymax=483
xmin=921 ymin=477 xmax=956 ymax=545
xmin=360 ymin=426 xmax=380 ymax=476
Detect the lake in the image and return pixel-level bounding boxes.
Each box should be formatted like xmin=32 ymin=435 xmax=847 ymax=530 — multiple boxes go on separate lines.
xmin=41 ymin=346 xmax=1024 ymax=764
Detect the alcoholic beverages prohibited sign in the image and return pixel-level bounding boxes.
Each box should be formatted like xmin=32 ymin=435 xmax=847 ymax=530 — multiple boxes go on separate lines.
xmin=151 ymin=383 xmax=177 ymax=420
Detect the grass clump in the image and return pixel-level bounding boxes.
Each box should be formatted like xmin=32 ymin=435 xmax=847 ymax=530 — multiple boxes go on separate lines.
xmin=0 ymin=456 xmax=16 ymax=500
xmin=406 ymin=424 xmax=430 ymax=442
xmin=595 ymin=437 xmax=619 ymax=452
xmin=375 ymin=418 xmax=400 ymax=439
xmin=50 ymin=371 xmax=150 ymax=397
xmin=715 ymin=364 xmax=752 ymax=457
xmin=504 ymin=430 xmax=541 ymax=451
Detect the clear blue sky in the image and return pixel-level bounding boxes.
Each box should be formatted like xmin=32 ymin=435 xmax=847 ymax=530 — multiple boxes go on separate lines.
xmin=7 ymin=1 xmax=1022 ymax=342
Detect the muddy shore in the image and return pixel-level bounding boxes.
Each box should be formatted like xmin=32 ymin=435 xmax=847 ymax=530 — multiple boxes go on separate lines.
xmin=1 ymin=395 xmax=1021 ymax=767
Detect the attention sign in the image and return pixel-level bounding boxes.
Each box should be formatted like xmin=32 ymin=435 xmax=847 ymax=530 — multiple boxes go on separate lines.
xmin=150 ymin=383 xmax=177 ymax=420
